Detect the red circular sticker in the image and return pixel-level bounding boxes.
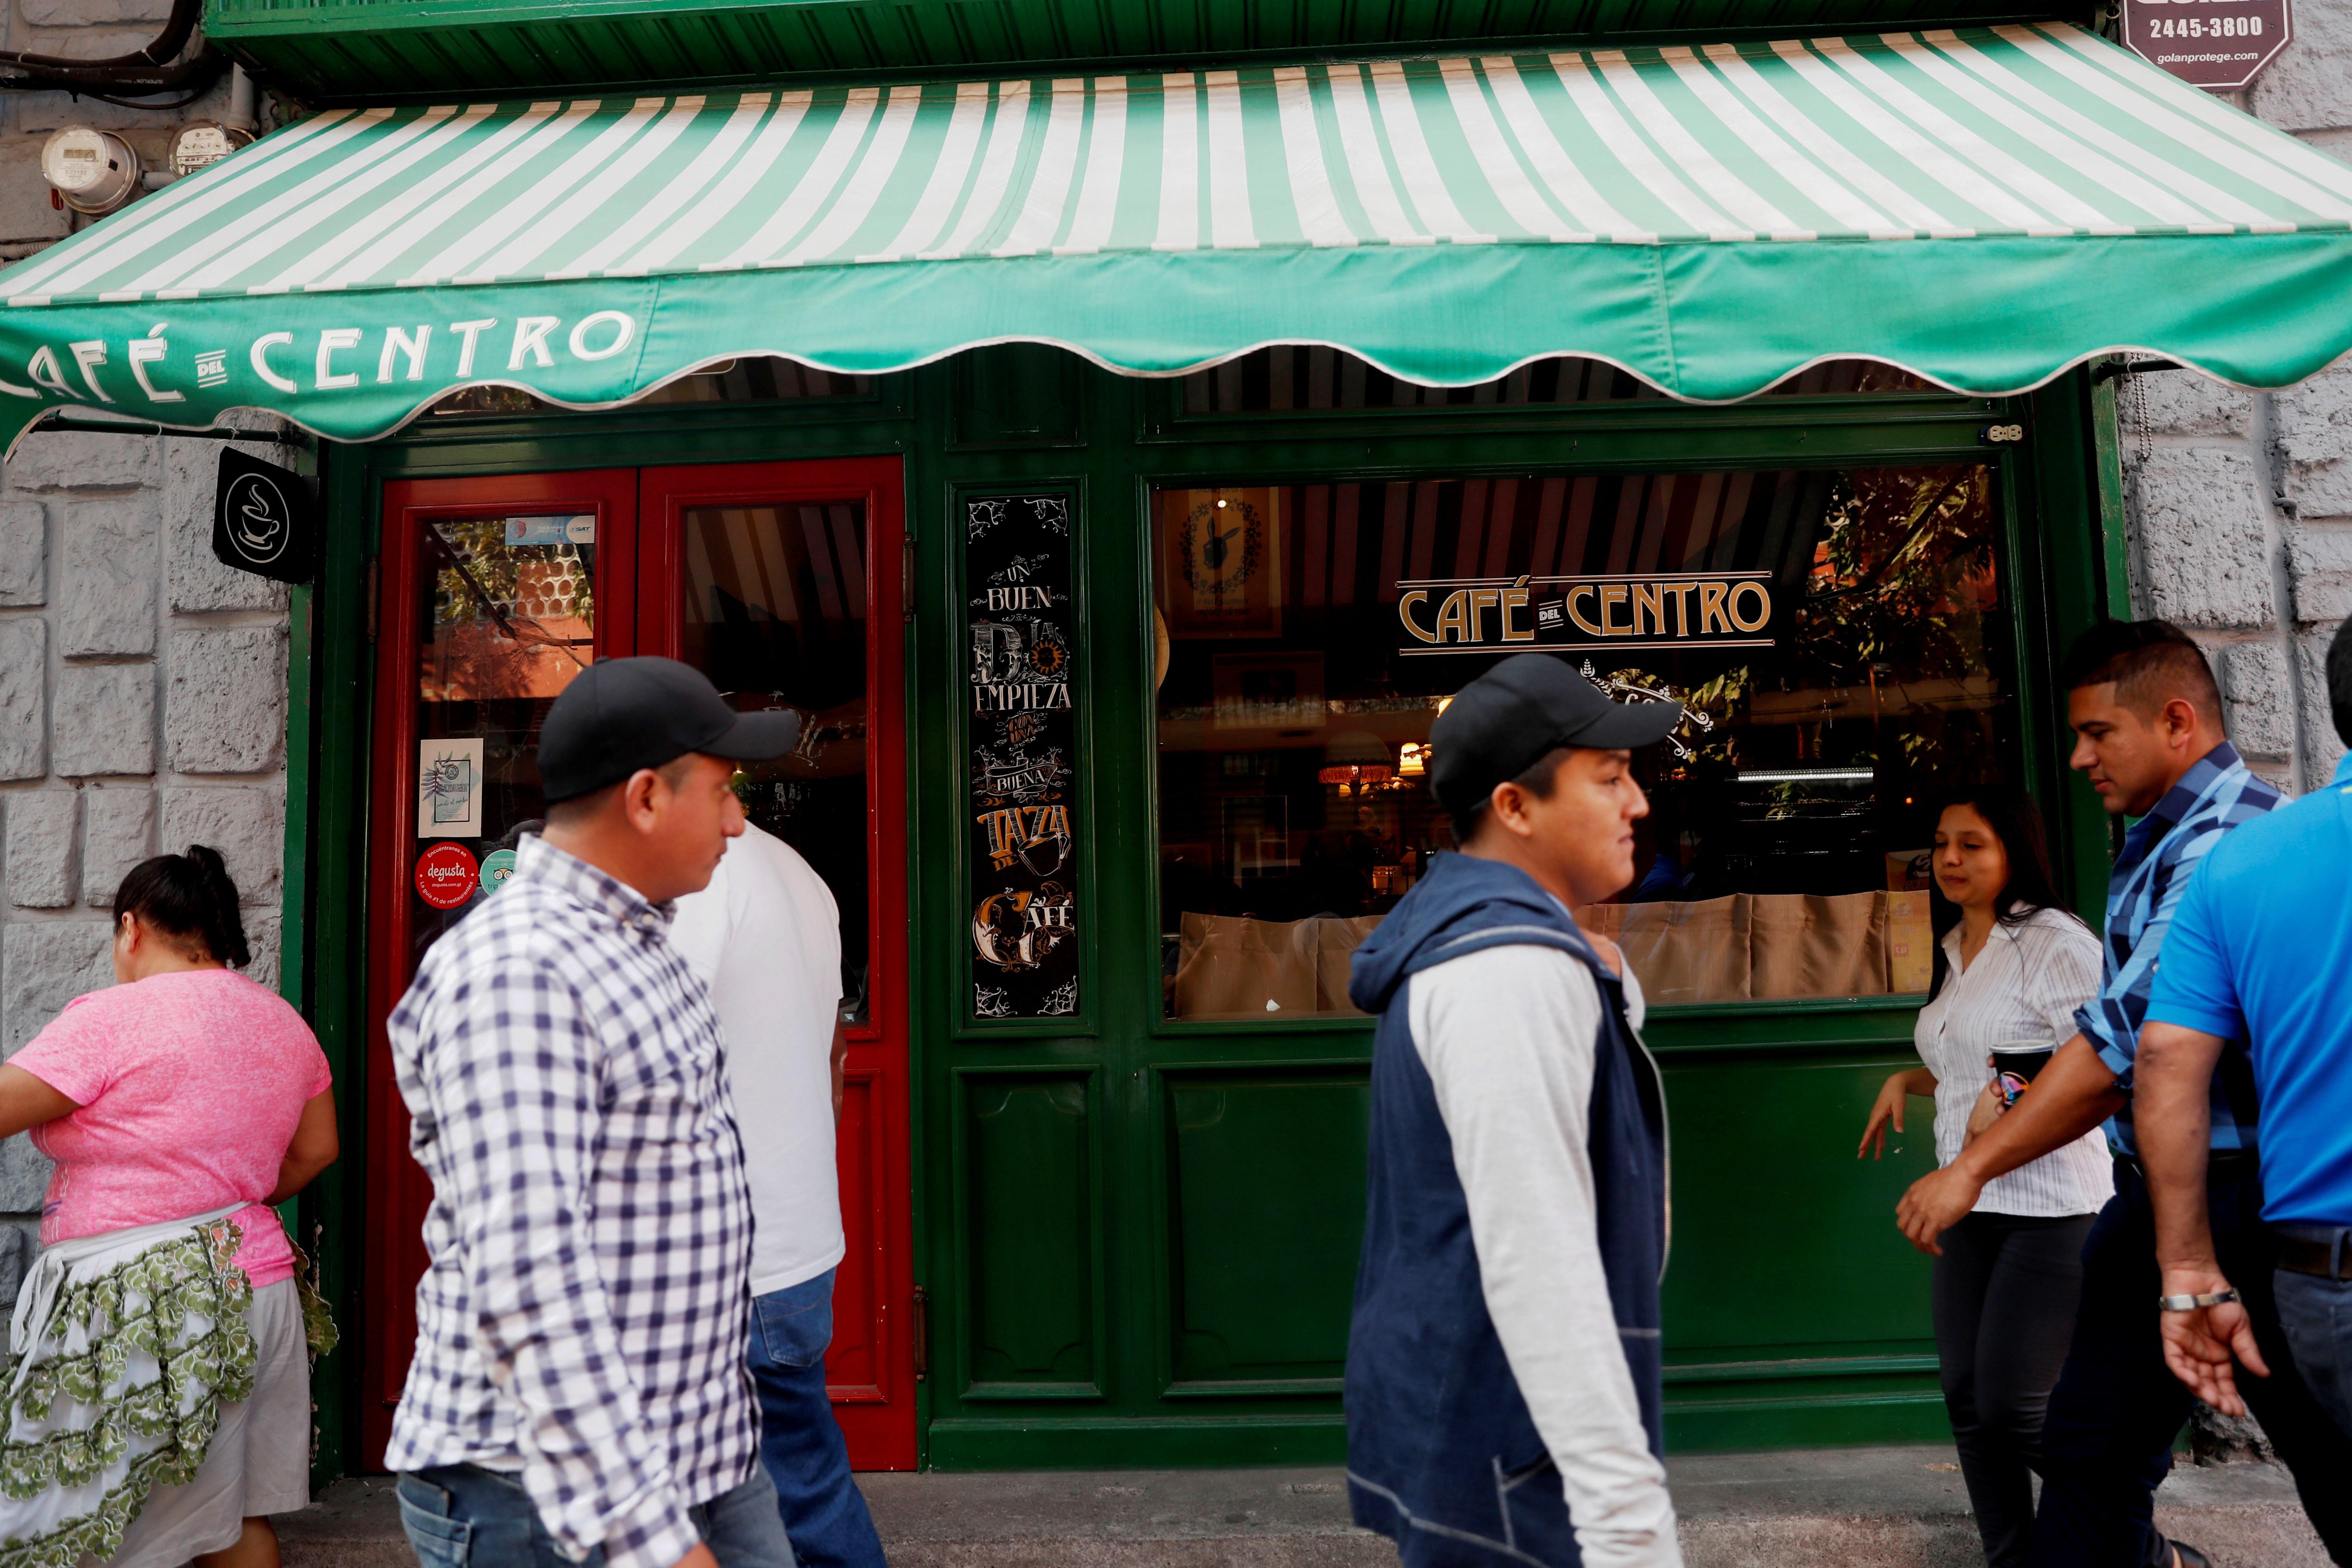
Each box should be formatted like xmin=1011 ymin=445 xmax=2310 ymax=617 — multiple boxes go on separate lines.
xmin=415 ymin=842 xmax=480 ymax=910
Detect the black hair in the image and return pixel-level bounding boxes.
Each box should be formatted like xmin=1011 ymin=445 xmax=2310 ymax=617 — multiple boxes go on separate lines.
xmin=1926 ymin=787 xmax=2083 ymax=1000
xmin=2329 ymin=617 xmax=2352 ymax=748
xmin=2058 ymin=618 xmax=2222 ymax=722
xmin=1450 ymin=745 xmax=1572 ymax=843
xmin=113 ymin=845 xmax=250 ymax=969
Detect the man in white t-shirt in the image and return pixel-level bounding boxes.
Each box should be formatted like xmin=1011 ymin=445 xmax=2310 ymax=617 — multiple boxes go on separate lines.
xmin=672 ymin=822 xmax=887 ymax=1568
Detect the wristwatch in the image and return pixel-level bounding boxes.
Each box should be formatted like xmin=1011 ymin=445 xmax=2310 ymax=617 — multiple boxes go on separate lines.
xmin=2158 ymin=1289 xmax=2241 ymax=1311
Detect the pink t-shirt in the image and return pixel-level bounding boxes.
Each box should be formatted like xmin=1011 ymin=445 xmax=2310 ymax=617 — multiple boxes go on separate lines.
xmin=12 ymin=968 xmax=333 ymax=1288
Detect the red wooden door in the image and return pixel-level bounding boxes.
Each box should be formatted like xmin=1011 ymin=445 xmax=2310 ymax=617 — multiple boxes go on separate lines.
xmin=637 ymin=458 xmax=916 ymax=1469
xmin=363 ymin=469 xmax=639 ymax=1467
xmin=361 ymin=459 xmax=916 ymax=1472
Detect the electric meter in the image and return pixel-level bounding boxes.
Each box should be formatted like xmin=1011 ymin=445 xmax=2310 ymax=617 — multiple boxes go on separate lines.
xmin=169 ymin=121 xmax=254 ymax=180
xmin=41 ymin=127 xmax=139 ymax=215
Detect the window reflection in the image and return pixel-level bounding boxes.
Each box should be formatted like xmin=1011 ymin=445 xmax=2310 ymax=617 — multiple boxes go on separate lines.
xmin=679 ymin=502 xmax=873 ymax=1024
xmin=411 ymin=514 xmax=597 ymax=967
xmin=1154 ymin=466 xmax=2014 ymax=1019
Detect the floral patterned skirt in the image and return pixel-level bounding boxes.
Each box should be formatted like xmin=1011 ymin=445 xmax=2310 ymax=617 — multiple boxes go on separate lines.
xmin=102 ymin=1280 xmax=310 ymax=1568
xmin=0 ymin=1210 xmax=257 ymax=1568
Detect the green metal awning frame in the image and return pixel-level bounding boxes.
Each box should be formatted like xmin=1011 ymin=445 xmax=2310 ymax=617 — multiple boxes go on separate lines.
xmin=206 ymin=0 xmax=2085 ymax=101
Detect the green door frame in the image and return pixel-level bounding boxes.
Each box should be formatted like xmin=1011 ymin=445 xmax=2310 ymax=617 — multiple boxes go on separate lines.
xmin=284 ymin=357 xmax=2125 ymax=1475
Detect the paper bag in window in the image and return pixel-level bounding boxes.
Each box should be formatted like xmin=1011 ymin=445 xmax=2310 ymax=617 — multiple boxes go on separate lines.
xmin=1749 ymin=891 xmax=1888 ymax=999
xmin=1308 ymin=914 xmax=1384 ymax=1016
xmin=1617 ymin=896 xmax=1751 ymax=1005
xmin=1173 ymin=913 xmax=1320 ymax=1019
xmin=1883 ymin=890 xmax=1934 ymax=995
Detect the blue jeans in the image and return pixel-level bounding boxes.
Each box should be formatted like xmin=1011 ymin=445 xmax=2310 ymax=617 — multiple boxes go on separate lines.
xmin=396 ymin=1462 xmax=794 ymax=1568
xmin=747 ymin=1269 xmax=888 ymax=1568
xmin=2277 ymin=1265 xmax=2352 ymax=1442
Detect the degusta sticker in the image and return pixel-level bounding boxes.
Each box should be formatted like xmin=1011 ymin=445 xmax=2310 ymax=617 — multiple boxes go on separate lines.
xmin=416 ymin=842 xmax=479 ymax=910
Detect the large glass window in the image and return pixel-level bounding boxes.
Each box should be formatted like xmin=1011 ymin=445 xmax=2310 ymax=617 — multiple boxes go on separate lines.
xmin=1154 ymin=466 xmax=2014 ymax=1020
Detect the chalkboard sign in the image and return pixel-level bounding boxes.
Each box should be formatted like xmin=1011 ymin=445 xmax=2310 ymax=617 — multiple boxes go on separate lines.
xmin=965 ymin=493 xmax=1080 ymax=1020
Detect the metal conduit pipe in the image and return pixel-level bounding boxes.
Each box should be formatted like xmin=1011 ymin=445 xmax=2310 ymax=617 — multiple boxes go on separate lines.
xmin=0 ymin=0 xmax=198 ymax=72
xmin=0 ymin=0 xmax=227 ymax=99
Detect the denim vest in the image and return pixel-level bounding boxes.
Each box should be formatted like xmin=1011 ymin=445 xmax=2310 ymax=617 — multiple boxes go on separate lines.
xmin=1344 ymin=854 xmax=1668 ymax=1567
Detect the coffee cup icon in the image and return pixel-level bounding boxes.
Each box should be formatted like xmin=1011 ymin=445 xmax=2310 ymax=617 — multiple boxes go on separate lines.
xmin=224 ymin=472 xmax=288 ymax=564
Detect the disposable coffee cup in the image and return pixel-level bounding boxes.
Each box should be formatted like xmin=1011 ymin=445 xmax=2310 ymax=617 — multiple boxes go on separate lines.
xmin=1991 ymin=1039 xmax=2055 ymax=1105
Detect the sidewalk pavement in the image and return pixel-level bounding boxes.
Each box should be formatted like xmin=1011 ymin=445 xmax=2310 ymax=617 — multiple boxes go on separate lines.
xmin=278 ymin=1445 xmax=2329 ymax=1568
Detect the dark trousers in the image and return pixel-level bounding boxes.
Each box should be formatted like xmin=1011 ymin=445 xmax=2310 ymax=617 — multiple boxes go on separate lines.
xmin=2277 ymin=1266 xmax=2352 ymax=1442
xmin=2026 ymin=1160 xmax=2352 ymax=1568
xmin=1932 ymin=1209 xmax=2097 ymax=1568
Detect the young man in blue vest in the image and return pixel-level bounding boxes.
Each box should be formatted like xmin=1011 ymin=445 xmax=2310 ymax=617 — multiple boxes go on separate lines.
xmin=1346 ymin=653 xmax=1683 ymax=1568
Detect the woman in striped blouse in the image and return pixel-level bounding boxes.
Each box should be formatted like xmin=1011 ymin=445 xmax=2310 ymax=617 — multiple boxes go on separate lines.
xmin=1859 ymin=787 xmax=2110 ymax=1568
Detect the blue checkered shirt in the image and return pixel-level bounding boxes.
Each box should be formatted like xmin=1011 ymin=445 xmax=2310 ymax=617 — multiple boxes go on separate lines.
xmin=384 ymin=834 xmax=757 ymax=1568
xmin=2074 ymin=742 xmax=2279 ymax=1158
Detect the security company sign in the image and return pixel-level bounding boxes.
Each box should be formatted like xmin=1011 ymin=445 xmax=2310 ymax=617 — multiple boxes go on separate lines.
xmin=211 ymin=447 xmax=316 ymax=584
xmin=1396 ymin=571 xmax=1777 ymax=656
xmin=2122 ymin=0 xmax=2291 ymax=90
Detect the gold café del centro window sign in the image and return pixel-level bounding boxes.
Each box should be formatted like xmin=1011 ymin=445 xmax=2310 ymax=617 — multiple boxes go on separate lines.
xmin=1394 ymin=570 xmax=1776 ymax=655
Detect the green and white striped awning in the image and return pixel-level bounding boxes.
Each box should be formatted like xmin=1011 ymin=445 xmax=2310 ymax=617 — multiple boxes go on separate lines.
xmin=0 ymin=20 xmax=2348 ymax=444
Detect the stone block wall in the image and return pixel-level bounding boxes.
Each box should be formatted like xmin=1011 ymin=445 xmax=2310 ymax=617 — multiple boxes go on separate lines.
xmin=2121 ymin=0 xmax=2352 ymax=795
xmin=0 ymin=0 xmax=273 ymax=1303
xmin=2110 ymin=0 xmax=2352 ymax=1461
xmin=0 ymin=428 xmax=298 ymax=1293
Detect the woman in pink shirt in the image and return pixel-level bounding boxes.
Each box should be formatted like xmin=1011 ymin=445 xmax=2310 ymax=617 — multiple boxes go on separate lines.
xmin=0 ymin=845 xmax=336 ymax=1568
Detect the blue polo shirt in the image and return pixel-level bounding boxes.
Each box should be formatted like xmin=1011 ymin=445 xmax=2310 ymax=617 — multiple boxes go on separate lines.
xmin=2147 ymin=752 xmax=2352 ymax=1226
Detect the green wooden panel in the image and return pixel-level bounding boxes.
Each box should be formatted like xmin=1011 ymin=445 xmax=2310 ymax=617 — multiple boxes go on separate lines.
xmin=206 ymin=0 xmax=2084 ymax=99
xmin=1657 ymin=1052 xmax=1935 ymax=1356
xmin=961 ymin=1072 xmax=1101 ymax=1394
xmin=2025 ymin=372 xmax=2132 ymax=913
xmin=1162 ymin=1070 xmax=1367 ymax=1391
xmin=953 ymin=346 xmax=1085 ymax=450
xmin=300 ymin=442 xmax=379 ymax=1481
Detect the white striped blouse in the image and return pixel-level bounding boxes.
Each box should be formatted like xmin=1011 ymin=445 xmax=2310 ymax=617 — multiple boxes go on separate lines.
xmin=1912 ymin=906 xmax=2115 ymax=1219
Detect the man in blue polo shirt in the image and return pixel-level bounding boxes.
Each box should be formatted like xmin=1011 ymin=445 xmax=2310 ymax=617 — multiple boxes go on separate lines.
xmin=2140 ymin=617 xmax=2352 ymax=1452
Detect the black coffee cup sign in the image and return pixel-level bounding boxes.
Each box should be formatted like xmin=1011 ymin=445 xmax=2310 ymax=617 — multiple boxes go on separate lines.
xmin=212 ymin=447 xmax=316 ymax=585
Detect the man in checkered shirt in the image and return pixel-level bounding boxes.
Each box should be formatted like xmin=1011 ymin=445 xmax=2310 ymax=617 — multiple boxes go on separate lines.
xmin=387 ymin=657 xmax=804 ymax=1568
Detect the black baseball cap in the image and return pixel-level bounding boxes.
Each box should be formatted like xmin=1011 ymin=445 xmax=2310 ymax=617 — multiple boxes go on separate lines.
xmin=537 ymin=656 xmax=800 ymax=803
xmin=1429 ymin=655 xmax=1683 ymax=818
